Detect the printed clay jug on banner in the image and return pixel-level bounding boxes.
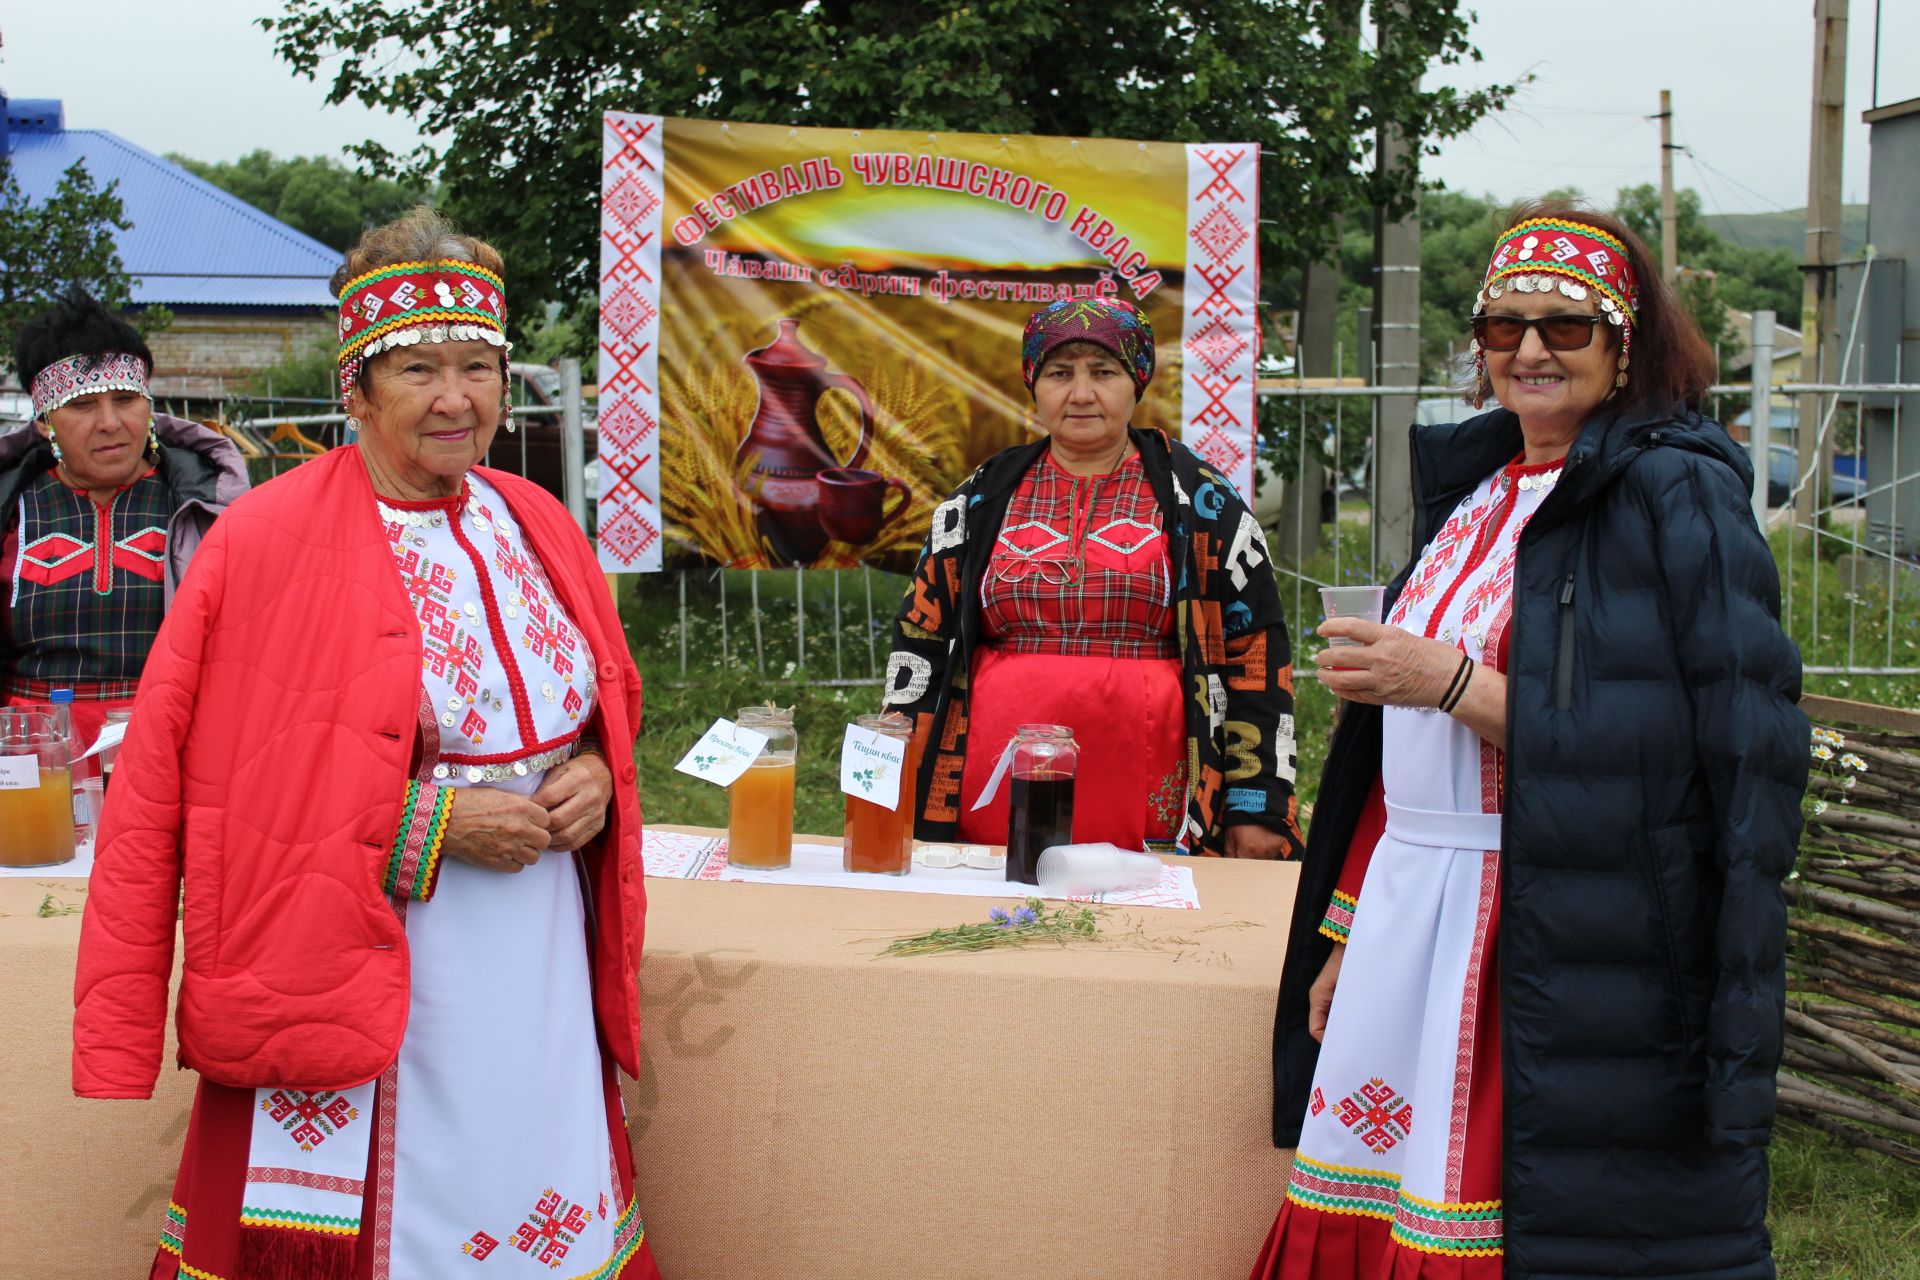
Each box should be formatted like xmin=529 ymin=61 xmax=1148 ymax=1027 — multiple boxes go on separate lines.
xmin=735 ymin=318 xmax=878 ymax=565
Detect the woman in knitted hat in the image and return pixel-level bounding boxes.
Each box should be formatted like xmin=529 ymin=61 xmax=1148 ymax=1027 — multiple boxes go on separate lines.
xmin=882 ymin=296 xmax=1304 ymax=860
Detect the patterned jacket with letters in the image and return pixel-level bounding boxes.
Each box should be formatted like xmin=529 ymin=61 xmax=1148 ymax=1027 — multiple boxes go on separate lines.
xmin=882 ymin=427 xmax=1305 ymax=858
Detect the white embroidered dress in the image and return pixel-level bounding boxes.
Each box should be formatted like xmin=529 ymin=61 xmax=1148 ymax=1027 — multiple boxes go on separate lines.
xmin=1277 ymin=456 xmax=1562 ymax=1269
xmin=239 ymin=474 xmax=634 ymax=1278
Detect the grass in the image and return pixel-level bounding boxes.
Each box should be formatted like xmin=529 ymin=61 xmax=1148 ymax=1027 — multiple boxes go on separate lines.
xmin=1769 ymin=1121 xmax=1920 ymax=1278
xmin=618 ymin=522 xmax=1920 ymax=1277
xmin=621 ymin=566 xmax=897 ymax=835
xmin=1773 ymin=516 xmax=1920 ymax=709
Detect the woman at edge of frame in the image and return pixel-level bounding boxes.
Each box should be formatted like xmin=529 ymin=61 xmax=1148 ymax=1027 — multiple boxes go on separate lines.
xmin=2 ymin=289 xmax=248 ymax=755
xmin=881 ymin=296 xmax=1305 ymax=861
xmin=71 ymin=207 xmax=662 ymax=1280
xmin=1253 ymin=201 xmax=1807 ymax=1278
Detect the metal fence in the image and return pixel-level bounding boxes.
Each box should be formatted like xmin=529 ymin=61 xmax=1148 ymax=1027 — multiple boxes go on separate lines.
xmin=183 ymin=358 xmax=594 ymax=528
xmin=181 ymin=338 xmax=1920 ymax=685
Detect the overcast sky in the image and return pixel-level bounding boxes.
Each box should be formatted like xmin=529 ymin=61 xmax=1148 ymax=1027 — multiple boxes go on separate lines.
xmin=3 ymin=0 xmax=1913 ymax=216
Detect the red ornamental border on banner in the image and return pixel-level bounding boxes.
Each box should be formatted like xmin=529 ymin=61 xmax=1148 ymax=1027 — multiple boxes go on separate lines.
xmin=596 ymin=119 xmax=1262 ymax=571
xmin=1180 ymin=144 xmax=1259 ymax=499
xmin=597 ymin=112 xmax=667 ymax=572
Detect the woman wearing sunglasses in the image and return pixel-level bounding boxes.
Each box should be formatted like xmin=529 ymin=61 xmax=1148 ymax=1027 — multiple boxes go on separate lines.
xmin=1253 ymin=204 xmax=1806 ymax=1277
xmin=881 ymin=297 xmax=1305 ymax=860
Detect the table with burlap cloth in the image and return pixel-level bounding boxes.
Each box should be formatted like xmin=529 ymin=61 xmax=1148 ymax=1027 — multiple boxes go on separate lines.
xmin=0 ymin=826 xmax=1297 ymax=1278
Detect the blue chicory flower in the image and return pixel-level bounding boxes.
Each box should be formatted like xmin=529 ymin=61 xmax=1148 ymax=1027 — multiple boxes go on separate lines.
xmin=989 ymin=907 xmax=1012 ymax=928
xmin=1013 ymin=906 xmax=1038 ymax=926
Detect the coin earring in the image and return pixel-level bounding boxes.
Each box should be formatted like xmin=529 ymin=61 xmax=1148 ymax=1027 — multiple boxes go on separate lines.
xmin=345 ymin=416 xmax=361 ymax=433
xmin=501 ymin=395 xmax=517 ymax=434
xmin=148 ymin=416 xmax=162 ymax=455
xmin=1607 ymin=345 xmax=1631 ymax=400
xmin=43 ymin=424 xmax=63 ymax=463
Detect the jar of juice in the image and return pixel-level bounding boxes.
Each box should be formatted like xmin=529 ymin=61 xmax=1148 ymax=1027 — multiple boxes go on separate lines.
xmin=0 ymin=703 xmax=77 ymax=869
xmin=843 ymin=712 xmax=917 ymax=875
xmin=1007 ymin=723 xmax=1077 ymax=885
xmin=728 ymin=705 xmax=797 ymax=869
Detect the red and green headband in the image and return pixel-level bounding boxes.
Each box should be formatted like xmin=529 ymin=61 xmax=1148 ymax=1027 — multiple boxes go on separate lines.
xmin=336 ymin=259 xmax=509 ymax=399
xmin=1472 ymin=218 xmax=1640 ymax=393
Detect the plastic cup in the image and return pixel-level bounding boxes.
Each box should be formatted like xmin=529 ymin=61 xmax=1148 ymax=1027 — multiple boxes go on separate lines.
xmin=1319 ymin=585 xmax=1386 ymax=646
xmin=75 ymin=774 xmax=104 ymax=844
xmin=1035 ymin=843 xmax=1163 ymax=897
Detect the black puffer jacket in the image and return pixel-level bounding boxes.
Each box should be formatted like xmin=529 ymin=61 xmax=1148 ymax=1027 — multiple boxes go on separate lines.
xmin=1271 ymin=403 xmax=1808 ymax=1278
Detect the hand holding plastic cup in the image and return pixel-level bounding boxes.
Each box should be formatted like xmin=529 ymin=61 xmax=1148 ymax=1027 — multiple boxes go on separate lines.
xmin=1318 ymin=585 xmax=1386 ymax=647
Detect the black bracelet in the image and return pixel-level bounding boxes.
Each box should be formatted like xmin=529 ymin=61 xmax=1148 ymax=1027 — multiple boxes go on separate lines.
xmin=1440 ymin=657 xmax=1476 ymax=714
xmin=1435 ymin=652 xmax=1471 ymax=709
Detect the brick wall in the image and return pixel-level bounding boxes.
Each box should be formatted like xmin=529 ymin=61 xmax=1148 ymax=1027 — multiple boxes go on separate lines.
xmin=146 ymin=311 xmax=333 ymax=399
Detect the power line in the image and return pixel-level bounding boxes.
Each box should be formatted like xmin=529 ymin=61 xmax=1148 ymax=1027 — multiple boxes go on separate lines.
xmin=1447 ymin=117 xmax=1652 ymax=178
xmin=1675 ymin=127 xmax=1791 ymax=217
xmin=1506 ymin=104 xmax=1659 ymax=119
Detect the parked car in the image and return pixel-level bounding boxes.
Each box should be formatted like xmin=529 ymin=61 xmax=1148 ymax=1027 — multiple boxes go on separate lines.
xmin=1768 ymin=442 xmax=1865 ymax=507
xmin=488 ymin=362 xmax=597 ymax=533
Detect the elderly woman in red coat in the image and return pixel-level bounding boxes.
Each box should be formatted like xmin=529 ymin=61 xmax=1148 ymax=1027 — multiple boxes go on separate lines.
xmin=73 ymin=208 xmax=662 ymax=1280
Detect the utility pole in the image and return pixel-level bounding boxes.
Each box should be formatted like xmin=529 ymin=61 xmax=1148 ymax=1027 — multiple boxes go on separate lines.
xmin=1370 ymin=8 xmax=1421 ymax=577
xmin=1797 ymin=0 xmax=1849 ymax=524
xmin=1658 ymin=90 xmax=1679 ymax=281
xmin=1276 ymin=247 xmax=1339 ymax=565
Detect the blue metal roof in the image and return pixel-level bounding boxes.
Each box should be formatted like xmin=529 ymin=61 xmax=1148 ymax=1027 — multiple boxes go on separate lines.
xmin=4 ymin=104 xmax=340 ymax=310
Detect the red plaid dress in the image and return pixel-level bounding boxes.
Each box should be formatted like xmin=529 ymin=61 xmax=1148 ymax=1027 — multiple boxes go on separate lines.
xmin=958 ymin=450 xmax=1187 ymax=850
xmin=2 ymin=465 xmax=169 ymax=760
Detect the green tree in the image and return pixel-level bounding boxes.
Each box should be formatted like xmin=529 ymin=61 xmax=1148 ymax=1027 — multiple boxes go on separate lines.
xmin=1699 ymin=240 xmax=1799 ymax=325
xmin=168 ymin=150 xmax=428 ymax=252
xmin=1615 ymin=183 xmax=1718 ymax=273
xmin=263 ymin=0 xmax=1514 ymax=351
xmin=0 ymin=156 xmax=168 ymax=365
xmin=1616 ymin=182 xmax=1790 ymax=356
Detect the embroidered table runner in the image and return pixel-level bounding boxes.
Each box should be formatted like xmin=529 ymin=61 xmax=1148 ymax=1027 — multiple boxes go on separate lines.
xmin=642 ymin=829 xmax=1202 ymax=910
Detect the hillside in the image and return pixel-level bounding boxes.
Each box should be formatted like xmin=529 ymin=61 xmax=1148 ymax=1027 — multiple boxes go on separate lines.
xmin=1704 ymin=205 xmax=1868 ymax=257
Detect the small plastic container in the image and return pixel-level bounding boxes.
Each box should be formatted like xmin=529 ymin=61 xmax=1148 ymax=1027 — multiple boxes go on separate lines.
xmin=1036 ymin=843 xmax=1162 ymax=896
xmin=101 ymin=708 xmax=132 ymax=791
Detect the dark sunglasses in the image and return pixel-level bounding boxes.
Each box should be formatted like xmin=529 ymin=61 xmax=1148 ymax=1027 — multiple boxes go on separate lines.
xmin=1470 ymin=314 xmax=1606 ymax=352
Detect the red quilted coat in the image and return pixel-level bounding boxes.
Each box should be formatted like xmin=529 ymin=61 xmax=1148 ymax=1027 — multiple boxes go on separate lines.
xmin=72 ymin=447 xmax=645 ymax=1098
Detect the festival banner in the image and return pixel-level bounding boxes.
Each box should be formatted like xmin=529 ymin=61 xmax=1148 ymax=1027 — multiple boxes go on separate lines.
xmin=597 ymin=114 xmax=1259 ymax=573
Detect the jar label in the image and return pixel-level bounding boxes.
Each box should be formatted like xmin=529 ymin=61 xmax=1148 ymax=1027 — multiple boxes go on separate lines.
xmin=839 ymin=723 xmax=907 ymax=811
xmin=968 ymin=737 xmax=1019 ymax=812
xmin=0 ymin=756 xmax=40 ymax=790
xmin=673 ymin=718 xmax=769 ymax=787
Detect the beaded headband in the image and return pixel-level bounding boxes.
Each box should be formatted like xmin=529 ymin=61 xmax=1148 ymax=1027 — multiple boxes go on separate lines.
xmin=1472 ymin=218 xmax=1641 ymax=394
xmin=30 ymin=351 xmax=151 ymax=419
xmin=336 ymin=259 xmax=510 ymax=398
